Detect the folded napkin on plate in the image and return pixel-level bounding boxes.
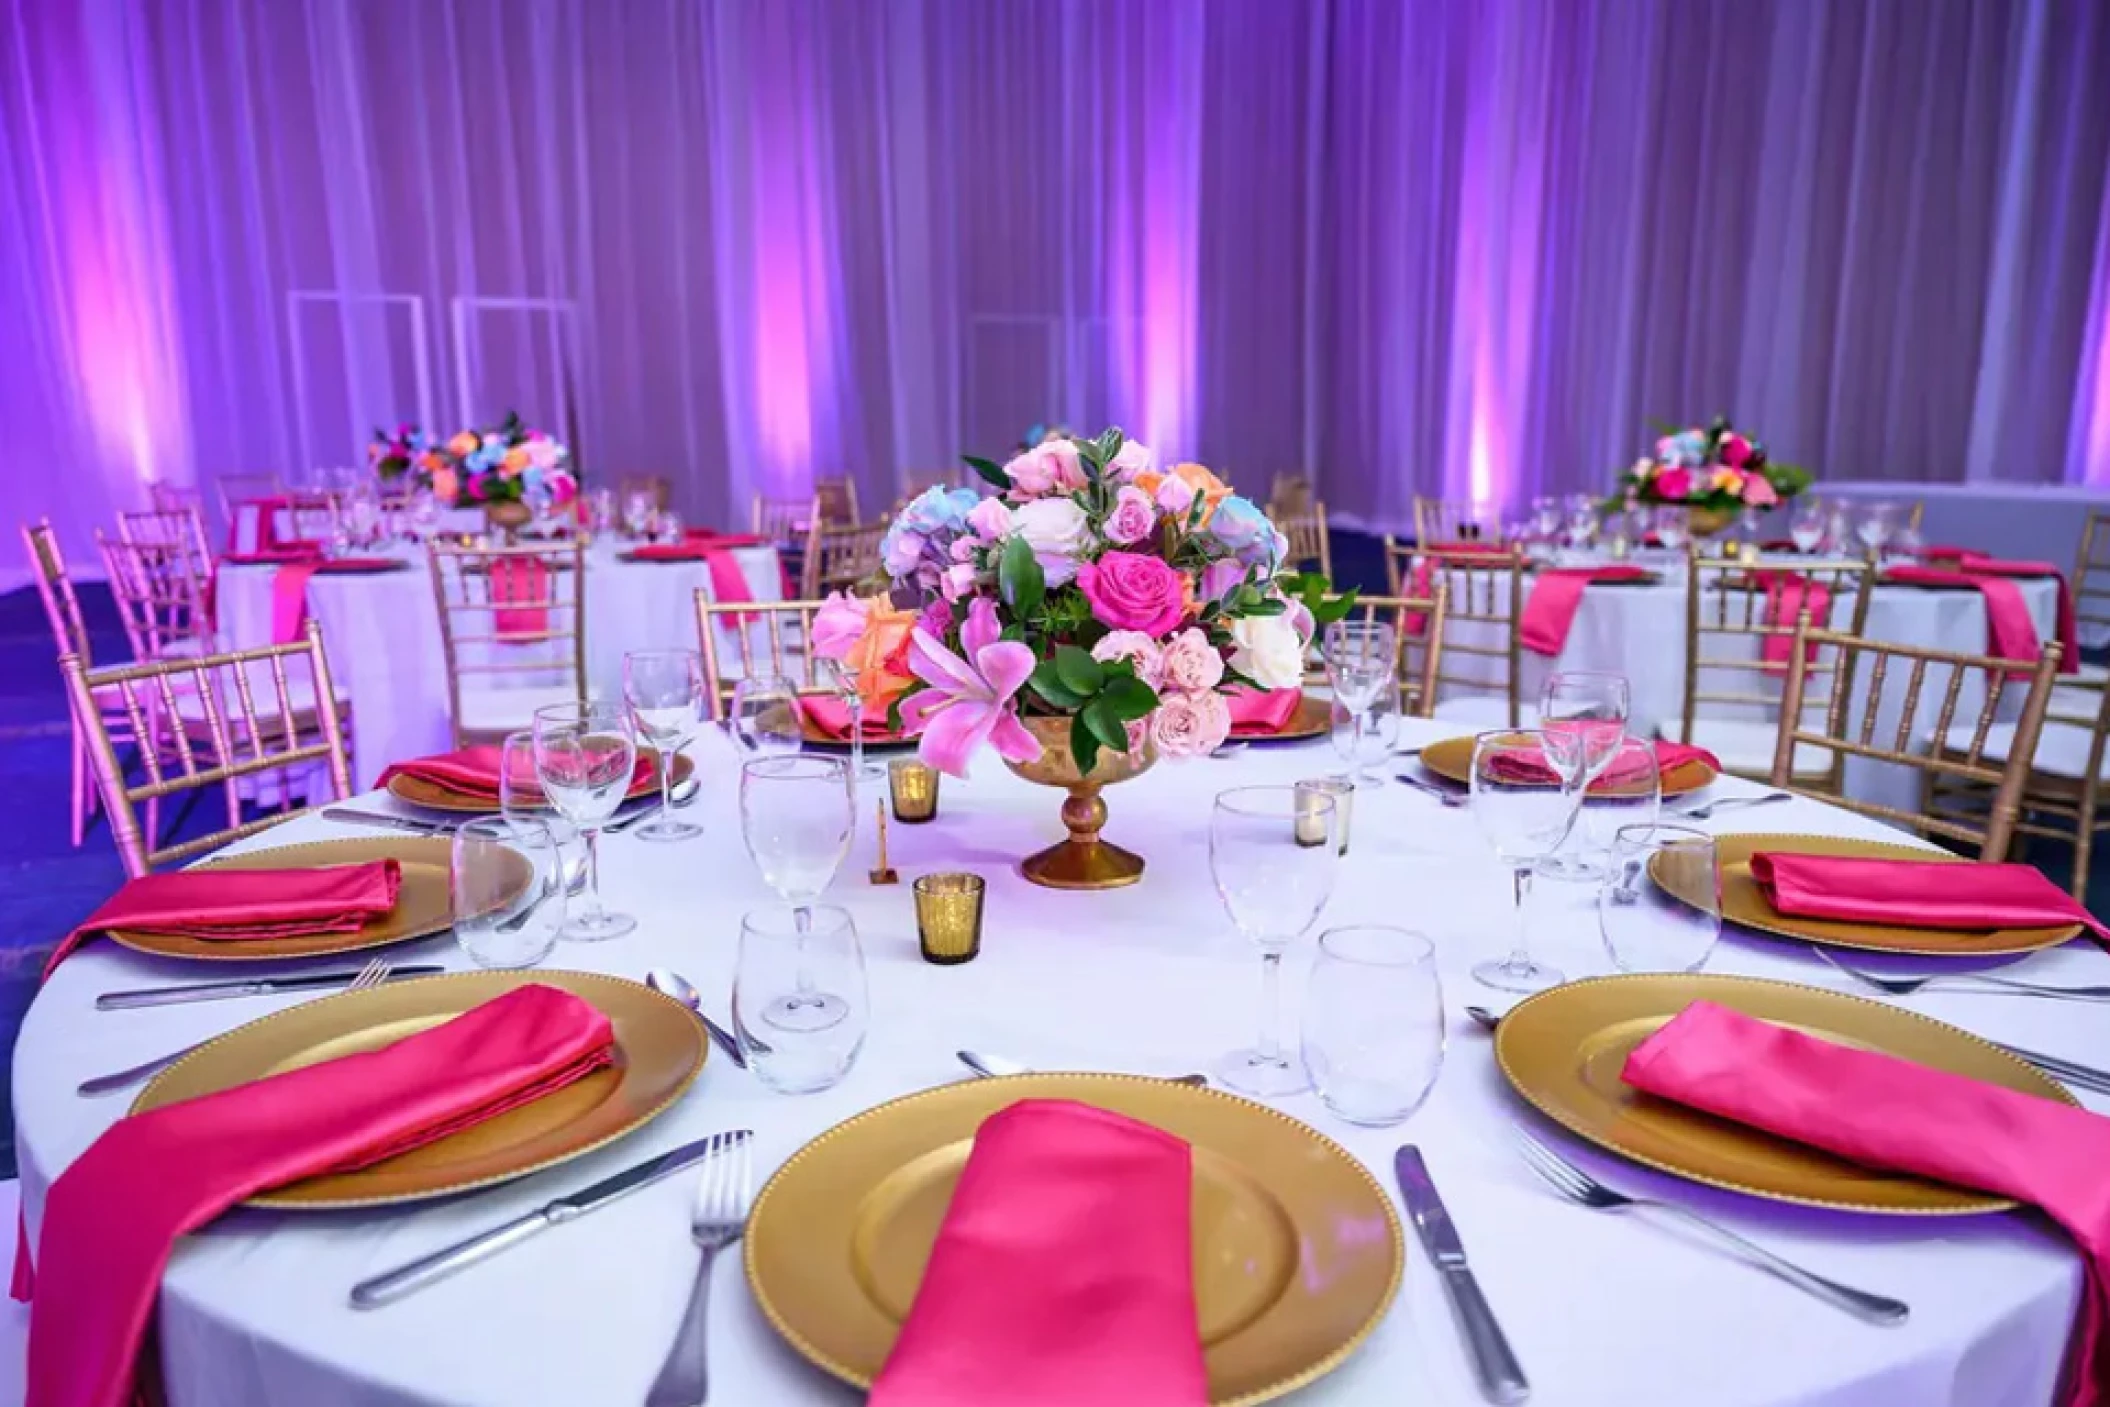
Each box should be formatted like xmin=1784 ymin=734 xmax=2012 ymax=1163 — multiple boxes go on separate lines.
xmin=1487 ymin=738 xmax=1718 ymax=791
xmin=796 ymin=695 xmax=914 ymax=741
xmin=625 ymin=541 xmax=755 ymax=607
xmin=220 ymin=545 xmax=324 ymax=566
xmin=1520 ymin=566 xmax=1655 ymax=656
xmin=1882 ymin=565 xmax=2046 ymax=669
xmin=377 ymin=746 xmax=651 ymax=802
xmin=1624 ymin=1000 xmax=2110 ymax=1407
xmin=26 ymin=983 xmax=615 ymax=1407
xmin=1227 ymin=687 xmax=1304 ymax=736
xmin=42 ymin=862 xmax=403 ymax=979
xmin=1419 ymin=539 xmax=1511 ymax=555
xmin=869 ymin=1099 xmax=1209 ymax=1407
xmin=682 ymin=529 xmax=772 ymax=549
xmin=1750 ymin=851 xmax=2108 ymax=939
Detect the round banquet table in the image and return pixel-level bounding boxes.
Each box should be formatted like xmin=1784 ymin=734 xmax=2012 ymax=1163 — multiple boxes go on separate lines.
xmin=14 ymin=717 xmax=2097 ymax=1407
xmin=213 ymin=540 xmax=785 ymax=791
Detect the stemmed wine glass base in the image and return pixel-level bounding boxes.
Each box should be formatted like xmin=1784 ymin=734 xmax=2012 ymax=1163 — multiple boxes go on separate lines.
xmin=763 ymin=992 xmax=850 ymax=1032
xmin=562 ymin=911 xmax=637 ymax=942
xmin=1536 ymin=853 xmax=1605 ymax=883
xmin=635 ymin=817 xmax=702 ymax=843
xmin=1472 ymin=957 xmax=1564 ymax=993
xmin=1215 ymin=1047 xmax=1312 ymax=1098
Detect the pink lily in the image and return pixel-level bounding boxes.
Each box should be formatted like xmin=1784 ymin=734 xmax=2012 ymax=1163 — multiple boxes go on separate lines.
xmin=901 ymin=597 xmax=1042 ymax=777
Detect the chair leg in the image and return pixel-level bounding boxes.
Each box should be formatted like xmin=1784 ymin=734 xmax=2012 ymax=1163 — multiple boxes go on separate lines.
xmin=69 ymin=724 xmax=88 ymax=847
xmin=2072 ymin=824 xmax=2092 ymax=905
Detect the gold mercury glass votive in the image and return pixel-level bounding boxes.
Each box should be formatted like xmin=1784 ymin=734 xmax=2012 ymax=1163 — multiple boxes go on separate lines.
xmin=889 ymin=758 xmax=941 ymax=823
xmin=1295 ymin=778 xmax=1354 ymax=855
xmin=914 ymin=873 xmax=985 ymax=965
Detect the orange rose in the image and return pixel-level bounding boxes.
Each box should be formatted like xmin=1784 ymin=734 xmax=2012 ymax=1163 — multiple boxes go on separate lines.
xmin=1168 ymin=461 xmax=1231 ymax=525
xmin=847 ymin=596 xmax=918 ymax=708
xmin=446 ymin=431 xmax=478 ymax=457
xmin=502 ymin=446 xmax=530 ymax=472
xmin=1133 ymin=469 xmax=1165 ymax=498
xmin=432 ymin=466 xmax=460 ymax=504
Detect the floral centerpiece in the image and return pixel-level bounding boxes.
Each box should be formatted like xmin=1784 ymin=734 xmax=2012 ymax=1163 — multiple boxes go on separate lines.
xmin=373 ymin=413 xmax=579 ymax=533
xmin=368 ymin=423 xmax=431 ymax=488
xmin=814 ymin=427 xmax=1349 ymax=889
xmin=1611 ymin=416 xmax=1811 ymax=534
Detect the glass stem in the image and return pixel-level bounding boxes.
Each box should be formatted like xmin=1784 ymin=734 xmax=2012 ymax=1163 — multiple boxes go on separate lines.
xmin=581 ymin=828 xmax=605 ymax=920
xmin=849 ymin=691 xmax=866 ymax=781
xmin=657 ymin=748 xmax=674 ymax=821
xmin=1508 ymin=865 xmax=1534 ymax=973
xmin=793 ymin=904 xmax=818 ymax=997
xmin=1256 ymin=949 xmax=1285 ymax=1063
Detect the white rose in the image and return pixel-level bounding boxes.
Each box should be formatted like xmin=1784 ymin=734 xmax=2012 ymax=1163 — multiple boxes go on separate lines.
xmin=1228 ymin=613 xmax=1305 ymax=691
xmin=1013 ymin=497 xmax=1090 ymax=586
xmin=1109 ymin=439 xmax=1154 ymax=480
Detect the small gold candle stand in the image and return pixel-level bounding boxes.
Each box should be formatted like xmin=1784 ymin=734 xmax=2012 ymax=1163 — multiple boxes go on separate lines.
xmin=889 ymin=758 xmax=940 ymax=823
xmin=914 ymin=873 xmax=986 ymax=965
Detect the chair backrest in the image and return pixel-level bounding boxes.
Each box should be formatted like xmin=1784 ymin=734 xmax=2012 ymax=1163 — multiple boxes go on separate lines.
xmin=1267 ymin=473 xmax=1314 ymax=518
xmin=214 ymin=472 xmax=284 ymax=525
xmin=1774 ymin=622 xmax=2062 ymax=859
xmin=98 ymin=531 xmax=215 ymax=661
xmin=1413 ymin=496 xmax=1497 ymax=546
xmin=1324 ymin=588 xmax=1449 ymax=719
xmin=146 ymin=481 xmax=203 ymax=512
xmin=694 ymin=596 xmax=834 ymax=719
xmin=2073 ymin=509 xmax=2110 ymax=646
xmin=1677 ymin=549 xmax=1875 ymax=790
xmin=752 ymin=494 xmax=809 ymax=544
xmin=60 ymin=621 xmax=352 ymax=876
xmin=618 ymin=476 xmax=673 ymax=513
xmin=21 ymin=520 xmax=95 ymax=663
xmin=800 ymin=519 xmax=889 ymax=598
xmin=898 ymin=470 xmax=957 ymax=505
xmin=813 ymin=477 xmax=861 ymax=527
xmin=117 ymin=506 xmax=214 ymax=583
xmin=282 ymin=491 xmax=341 ymax=543
xmin=1276 ymin=504 xmax=1332 ymax=579
xmin=1419 ymin=547 xmax=1526 ymax=725
xmin=425 ymin=541 xmax=588 ymax=747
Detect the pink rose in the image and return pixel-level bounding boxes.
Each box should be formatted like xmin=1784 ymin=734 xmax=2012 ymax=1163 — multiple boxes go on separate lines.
xmin=1740 ymin=473 xmax=1778 ymax=507
xmin=948 ymin=535 xmax=978 ymax=562
xmin=811 ymin=591 xmax=870 ymax=661
xmin=1152 ymin=472 xmax=1196 ymax=517
xmin=1654 ymin=467 xmax=1694 ymax=501
xmin=1091 ymin=630 xmax=1166 ymax=689
xmin=966 ymin=496 xmax=1014 ymax=540
xmin=1198 ymin=559 xmax=1247 ymax=605
xmin=1002 ymin=440 xmax=1087 ymax=497
xmin=1160 ymin=628 xmax=1225 ymax=692
xmin=1150 ymin=690 xmax=1231 ymax=758
xmin=1721 ymin=433 xmax=1752 ymax=468
xmin=1103 ymin=486 xmax=1157 ymax=546
xmin=1078 ymin=551 xmax=1187 ymax=637
xmin=1109 ymin=440 xmax=1154 ymax=482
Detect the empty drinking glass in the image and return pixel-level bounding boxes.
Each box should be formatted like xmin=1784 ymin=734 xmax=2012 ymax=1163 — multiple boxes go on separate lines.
xmin=1599 ymin=824 xmax=1721 ymax=973
xmin=1569 ymin=737 xmax=1662 ymax=870
xmin=1303 ymin=926 xmax=1445 ymax=1125
xmin=1790 ymin=500 xmax=1826 ymax=554
xmin=500 ymin=729 xmax=582 ymax=893
xmin=1856 ymin=502 xmax=1895 ymax=558
xmin=739 ymin=756 xmax=854 ymax=1032
xmin=1209 ymin=786 xmax=1342 ymax=1097
xmin=1651 ymin=504 xmax=1687 ymax=554
xmin=731 ymin=674 xmax=805 ymax=757
xmin=623 ymin=649 xmax=704 ymax=842
xmin=1324 ymin=620 xmax=1397 ymax=788
xmin=532 ymin=702 xmax=639 ymax=940
xmin=1471 ymin=730 xmax=1584 ymax=992
xmin=452 ymin=817 xmax=564 ymax=969
xmin=734 ymin=905 xmax=867 ymax=1093
xmin=622 ymin=488 xmax=657 ymax=539
xmin=1538 ymin=671 xmax=1630 ymax=880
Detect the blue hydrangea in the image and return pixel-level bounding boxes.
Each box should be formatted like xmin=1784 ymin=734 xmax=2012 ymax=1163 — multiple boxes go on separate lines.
xmin=1206 ymin=494 xmax=1284 ymax=569
xmin=882 ymin=485 xmax=983 ymax=586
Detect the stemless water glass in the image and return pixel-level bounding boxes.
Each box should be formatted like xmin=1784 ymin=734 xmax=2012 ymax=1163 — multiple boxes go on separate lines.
xmin=1790 ymin=499 xmax=1826 ymax=554
xmin=731 ymin=674 xmax=805 ymax=757
xmin=500 ymin=729 xmax=582 ymax=892
xmin=1651 ymin=504 xmax=1688 ymax=554
xmin=1302 ymin=926 xmax=1445 ymax=1126
xmin=1209 ymin=786 xmax=1342 ymax=1097
xmin=739 ymin=756 xmax=855 ymax=1032
xmin=1470 ymin=730 xmax=1584 ymax=992
xmin=1599 ymin=824 xmax=1721 ymax=973
xmin=1324 ymin=619 xmax=1397 ymax=787
xmin=452 ymin=817 xmax=564 ymax=969
xmin=622 ymin=648 xmax=704 ymax=842
xmin=532 ymin=701 xmax=639 ymax=940
xmin=734 ymin=905 xmax=868 ymax=1093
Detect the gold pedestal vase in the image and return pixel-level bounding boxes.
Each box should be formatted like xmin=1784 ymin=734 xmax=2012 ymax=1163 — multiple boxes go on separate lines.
xmin=1002 ymin=714 xmax=1157 ymax=890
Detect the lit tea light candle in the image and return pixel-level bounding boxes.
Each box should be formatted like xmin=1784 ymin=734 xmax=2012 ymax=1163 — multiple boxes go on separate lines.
xmin=1294 ymin=778 xmax=1353 ymax=854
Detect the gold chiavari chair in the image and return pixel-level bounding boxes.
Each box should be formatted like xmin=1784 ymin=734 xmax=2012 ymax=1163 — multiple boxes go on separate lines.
xmin=146 ymin=480 xmax=203 ymax=512
xmin=426 ymin=541 xmax=589 ymax=748
xmin=1267 ymin=473 xmax=1315 ymax=519
xmin=1419 ymin=547 xmax=1527 ymax=728
xmin=214 ymin=472 xmax=283 ymax=527
xmin=751 ymin=494 xmax=810 ymax=545
xmin=800 ymin=519 xmax=889 ymax=599
xmin=898 ymin=470 xmax=958 ymax=506
xmin=1774 ymin=622 xmax=2062 ymax=861
xmin=117 ymin=505 xmax=215 ymax=603
xmin=618 ymin=476 xmax=674 ymax=513
xmin=1664 ymin=550 xmax=1875 ymax=785
xmin=2054 ymin=509 xmax=2110 ymax=713
xmin=99 ymin=531 xmax=216 ymax=662
xmin=60 ymin=622 xmax=353 ymax=877
xmin=281 ymin=491 xmax=342 ymax=545
xmin=813 ymin=477 xmax=861 ymax=528
xmin=694 ymin=597 xmax=834 ymax=720
xmin=1413 ymin=495 xmax=1497 ymax=546
xmin=1318 ymin=588 xmax=1449 ymax=720
xmin=1276 ymin=502 xmax=1332 ymax=579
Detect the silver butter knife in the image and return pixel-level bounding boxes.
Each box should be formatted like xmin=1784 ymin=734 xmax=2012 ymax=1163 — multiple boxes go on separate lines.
xmin=96 ymin=964 xmax=446 ymax=1010
xmin=1395 ymin=1145 xmax=1529 ymax=1403
xmin=350 ymin=1128 xmax=753 ymax=1308
xmin=322 ymin=808 xmax=451 ymax=834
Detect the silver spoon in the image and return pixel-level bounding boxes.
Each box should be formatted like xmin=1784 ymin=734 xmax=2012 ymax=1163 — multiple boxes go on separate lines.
xmin=495 ymin=863 xmax=588 ymax=933
xmin=646 ymin=968 xmax=750 ymax=1068
xmin=1676 ymin=792 xmax=1789 ymax=822
xmin=1466 ymin=1005 xmax=1504 ymax=1031
xmin=958 ymin=1049 xmax=1208 ymax=1087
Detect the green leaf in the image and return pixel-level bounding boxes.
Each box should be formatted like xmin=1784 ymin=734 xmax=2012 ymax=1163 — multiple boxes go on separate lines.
xmin=1029 ymin=660 xmax=1087 ymax=709
xmin=1083 ymin=696 xmax=1128 ymax=754
xmin=999 ymin=535 xmax=1045 ymax=620
xmin=1054 ymin=643 xmax=1106 ymax=697
xmin=1099 ymin=674 xmax=1157 ymax=722
xmin=1094 ymin=426 xmax=1124 ymax=464
xmin=1070 ymin=711 xmax=1101 ymax=779
xmin=1311 ymin=593 xmax=1359 ymax=626
xmin=1243 ymin=598 xmax=1288 ymax=617
xmin=963 ymin=454 xmax=1011 ymax=491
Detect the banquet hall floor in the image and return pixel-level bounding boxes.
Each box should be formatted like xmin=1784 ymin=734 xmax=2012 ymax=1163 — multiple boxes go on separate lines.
xmin=0 ymin=530 xmax=2103 ymax=1181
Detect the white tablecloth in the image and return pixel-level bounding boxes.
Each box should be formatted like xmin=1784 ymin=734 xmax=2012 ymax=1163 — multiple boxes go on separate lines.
xmin=1818 ymin=480 xmax=2108 ymax=585
xmin=213 ymin=542 xmax=784 ymax=789
xmin=14 ymin=718 xmax=2096 ymax=1407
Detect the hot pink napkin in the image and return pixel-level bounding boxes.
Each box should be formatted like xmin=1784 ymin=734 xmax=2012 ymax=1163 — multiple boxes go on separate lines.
xmin=626 ymin=542 xmax=756 ymax=608
xmin=1624 ymin=999 xmax=2110 ymax=1407
xmin=492 ymin=555 xmax=551 ymax=635
xmin=1883 ymin=564 xmax=2046 ymax=670
xmin=1420 ymin=539 xmax=1510 ymax=554
xmin=1487 ymin=738 xmax=1718 ymax=791
xmin=267 ymin=557 xmax=401 ymax=642
xmin=26 ymin=984 xmax=615 ymax=1407
xmin=1520 ymin=566 xmax=1654 ymax=656
xmin=224 ymin=495 xmax=290 ymax=555
xmin=1956 ymin=553 xmax=2078 ymax=676
xmin=682 ymin=530 xmax=772 ymax=549
xmin=1227 ymin=687 xmax=1304 ymax=736
xmin=869 ymin=1099 xmax=1209 ymax=1407
xmin=377 ymin=746 xmax=653 ymax=803
xmin=1760 ymin=572 xmax=1831 ymax=669
xmin=220 ymin=545 xmax=323 ymax=566
xmin=1749 ymin=851 xmax=2109 ymax=940
xmin=796 ymin=696 xmax=915 ymax=741
xmin=41 ymin=862 xmax=403 ymax=979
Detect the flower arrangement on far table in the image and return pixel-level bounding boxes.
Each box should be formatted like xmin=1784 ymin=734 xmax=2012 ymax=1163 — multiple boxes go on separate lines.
xmin=371 ymin=413 xmax=578 ymax=512
xmin=1611 ymin=416 xmax=1811 ymax=518
xmin=368 ymin=423 xmax=431 ymax=488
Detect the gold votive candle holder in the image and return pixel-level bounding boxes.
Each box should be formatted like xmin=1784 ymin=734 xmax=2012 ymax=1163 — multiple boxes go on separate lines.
xmin=889 ymin=758 xmax=941 ymax=823
xmin=914 ymin=872 xmax=985 ymax=965
xmin=1295 ymin=778 xmax=1354 ymax=855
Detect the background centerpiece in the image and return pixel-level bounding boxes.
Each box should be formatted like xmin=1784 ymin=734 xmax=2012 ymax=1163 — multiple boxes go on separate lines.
xmin=1611 ymin=416 xmax=1811 ymax=537
xmin=370 ymin=413 xmax=577 ymax=537
xmin=817 ymin=427 xmax=1348 ymax=891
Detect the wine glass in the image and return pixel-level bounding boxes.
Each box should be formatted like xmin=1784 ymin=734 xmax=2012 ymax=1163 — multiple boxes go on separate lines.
xmin=1531 ymin=497 xmax=1563 ymax=542
xmin=731 ymin=674 xmax=805 ymax=757
xmin=1470 ymin=730 xmax=1584 ymax=992
xmin=739 ymin=756 xmax=854 ymax=1032
xmin=584 ymin=487 xmax=617 ymax=536
xmin=820 ymin=657 xmax=886 ymax=785
xmin=531 ymin=702 xmax=639 ymax=940
xmin=407 ymin=487 xmax=440 ymax=543
xmin=1856 ymin=502 xmax=1895 ymax=558
xmin=1537 ymin=672 xmax=1629 ymax=880
xmin=1569 ymin=736 xmax=1662 ymax=875
xmin=1790 ymin=500 xmax=1826 ymax=554
xmin=622 ymin=487 xmax=656 ymax=539
xmin=734 ymin=905 xmax=868 ymax=1092
xmin=622 ymin=649 xmax=704 ymax=842
xmin=1324 ymin=620 xmax=1397 ymax=789
xmin=500 ymin=729 xmax=582 ymax=893
xmin=1563 ymin=494 xmax=1599 ymax=554
xmin=1599 ymin=824 xmax=1721 ymax=973
xmin=1651 ymin=504 xmax=1687 ymax=554
xmin=1209 ymin=786 xmax=1342 ymax=1097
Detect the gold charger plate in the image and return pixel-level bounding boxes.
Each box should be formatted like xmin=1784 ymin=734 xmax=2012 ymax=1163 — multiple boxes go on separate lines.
xmin=1495 ymin=972 xmax=2074 ymax=1214
xmin=745 ymin=1074 xmax=1402 ymax=1406
xmin=386 ymin=746 xmax=691 ymax=813
xmin=1418 ymin=733 xmax=1717 ymax=797
xmin=104 ymin=836 xmax=501 ymax=962
xmin=132 ymin=969 xmax=706 ymax=1208
xmin=1653 ymin=831 xmax=2083 ymax=956
xmin=1230 ymin=691 xmax=1332 ymax=744
xmin=797 ymin=718 xmax=923 ymax=753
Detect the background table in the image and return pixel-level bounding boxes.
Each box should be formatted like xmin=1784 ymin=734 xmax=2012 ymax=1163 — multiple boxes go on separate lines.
xmin=15 ymin=719 xmax=2094 ymax=1407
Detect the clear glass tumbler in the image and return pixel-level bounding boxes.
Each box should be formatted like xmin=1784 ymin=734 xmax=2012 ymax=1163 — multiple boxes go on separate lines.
xmin=1303 ymin=926 xmax=1445 ymax=1126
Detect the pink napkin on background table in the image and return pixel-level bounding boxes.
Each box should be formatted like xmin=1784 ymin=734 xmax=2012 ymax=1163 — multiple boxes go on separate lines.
xmin=1954 ymin=553 xmax=2078 ymax=676
xmin=1760 ymin=572 xmax=1831 ymax=669
xmin=1487 ymin=738 xmax=1718 ymax=791
xmin=1624 ymin=1000 xmax=2110 ymax=1407
xmin=1749 ymin=852 xmax=2108 ymax=940
xmin=1520 ymin=566 xmax=1654 ymax=656
xmin=1227 ymin=687 xmax=1304 ymax=736
xmin=868 ymin=1099 xmax=1209 ymax=1407
xmin=25 ymin=984 xmax=615 ymax=1407
xmin=796 ymin=696 xmax=916 ymax=741
xmin=491 ymin=555 xmax=551 ymax=635
xmin=220 ymin=545 xmax=323 ymax=566
xmin=268 ymin=557 xmax=400 ymax=642
xmin=1883 ymin=564 xmax=2048 ymax=670
xmin=627 ymin=540 xmax=756 ymax=608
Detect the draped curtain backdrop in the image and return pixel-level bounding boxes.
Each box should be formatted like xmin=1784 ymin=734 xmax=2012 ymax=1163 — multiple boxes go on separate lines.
xmin=4 ymin=0 xmax=2109 ymax=572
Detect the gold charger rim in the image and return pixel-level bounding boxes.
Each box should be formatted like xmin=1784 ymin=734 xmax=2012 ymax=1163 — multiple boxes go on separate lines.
xmin=385 ymin=747 xmax=691 ymax=814
xmin=741 ymin=1071 xmax=1405 ymax=1407
xmin=1655 ymin=831 xmax=2084 ymax=956
xmin=1418 ymin=733 xmax=1717 ymax=797
xmin=1493 ymin=971 xmax=2074 ymax=1215
xmin=129 ymin=969 xmax=707 ymax=1209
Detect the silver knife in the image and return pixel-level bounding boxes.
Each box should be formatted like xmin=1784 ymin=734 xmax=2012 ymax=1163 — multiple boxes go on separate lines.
xmin=1395 ymin=1145 xmax=1529 ymax=1403
xmin=350 ymin=1128 xmax=752 ymax=1308
xmin=96 ymin=964 xmax=448 ymax=1010
xmin=322 ymin=807 xmax=452 ymax=834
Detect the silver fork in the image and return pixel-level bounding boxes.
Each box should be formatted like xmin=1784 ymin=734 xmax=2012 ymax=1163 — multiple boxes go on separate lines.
xmin=1813 ymin=947 xmax=2110 ymax=1002
xmin=645 ymin=1131 xmax=754 ymax=1406
xmin=1396 ymin=774 xmax=1467 ymax=808
xmin=1514 ymin=1130 xmax=1908 ymax=1325
xmin=1675 ymin=791 xmax=1789 ymax=822
xmin=77 ymin=957 xmax=395 ymax=1098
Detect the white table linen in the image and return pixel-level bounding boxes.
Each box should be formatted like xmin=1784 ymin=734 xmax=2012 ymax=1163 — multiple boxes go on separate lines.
xmin=14 ymin=717 xmax=2096 ymax=1407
